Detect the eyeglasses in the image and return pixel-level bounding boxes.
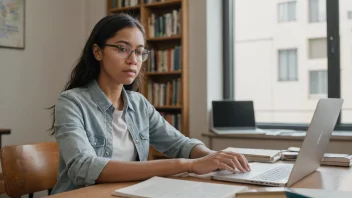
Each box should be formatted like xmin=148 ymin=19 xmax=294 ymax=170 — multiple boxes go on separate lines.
xmin=104 ymin=44 xmax=150 ymax=62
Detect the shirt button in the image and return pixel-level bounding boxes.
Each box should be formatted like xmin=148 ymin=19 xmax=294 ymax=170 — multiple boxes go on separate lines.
xmin=135 ymin=140 xmax=139 ymax=144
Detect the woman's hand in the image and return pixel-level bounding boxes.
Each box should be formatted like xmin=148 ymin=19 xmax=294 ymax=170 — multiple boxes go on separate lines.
xmin=186 ymin=151 xmax=251 ymax=175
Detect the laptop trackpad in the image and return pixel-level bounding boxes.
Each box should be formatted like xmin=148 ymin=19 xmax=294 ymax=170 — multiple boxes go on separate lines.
xmin=213 ymin=163 xmax=284 ymax=179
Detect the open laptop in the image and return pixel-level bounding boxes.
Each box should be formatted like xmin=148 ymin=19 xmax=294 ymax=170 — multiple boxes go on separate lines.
xmin=212 ymin=98 xmax=344 ymax=187
xmin=210 ymin=100 xmax=264 ymax=134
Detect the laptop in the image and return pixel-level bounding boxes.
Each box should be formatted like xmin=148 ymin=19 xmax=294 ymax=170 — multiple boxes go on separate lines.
xmin=212 ymin=98 xmax=344 ymax=187
xmin=210 ymin=100 xmax=264 ymax=134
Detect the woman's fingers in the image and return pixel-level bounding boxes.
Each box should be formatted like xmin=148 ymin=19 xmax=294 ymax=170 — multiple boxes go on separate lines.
xmin=218 ymin=152 xmax=245 ymax=172
xmin=217 ymin=151 xmax=249 ymax=172
xmin=238 ymin=153 xmax=251 ymax=171
xmin=232 ymin=156 xmax=246 ymax=172
xmin=217 ymin=157 xmax=236 ymax=170
xmin=216 ymin=162 xmax=236 ymax=173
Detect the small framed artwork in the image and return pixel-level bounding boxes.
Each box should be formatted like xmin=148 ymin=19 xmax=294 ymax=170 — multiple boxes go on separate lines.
xmin=0 ymin=0 xmax=25 ymax=49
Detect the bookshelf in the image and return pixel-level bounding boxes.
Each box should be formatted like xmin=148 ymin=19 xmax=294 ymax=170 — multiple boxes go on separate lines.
xmin=106 ymin=0 xmax=189 ymax=160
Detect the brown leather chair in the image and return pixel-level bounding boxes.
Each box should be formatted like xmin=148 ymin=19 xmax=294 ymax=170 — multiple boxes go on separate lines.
xmin=1 ymin=142 xmax=59 ymax=198
xmin=0 ymin=173 xmax=5 ymax=194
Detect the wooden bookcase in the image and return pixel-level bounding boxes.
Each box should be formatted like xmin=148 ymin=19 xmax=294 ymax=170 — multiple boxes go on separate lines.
xmin=106 ymin=0 xmax=189 ymax=160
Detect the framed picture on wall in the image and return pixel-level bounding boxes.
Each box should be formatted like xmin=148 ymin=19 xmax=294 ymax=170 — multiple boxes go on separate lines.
xmin=0 ymin=0 xmax=25 ymax=49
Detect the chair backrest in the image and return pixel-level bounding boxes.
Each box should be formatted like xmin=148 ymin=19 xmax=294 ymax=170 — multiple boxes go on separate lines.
xmin=1 ymin=142 xmax=59 ymax=198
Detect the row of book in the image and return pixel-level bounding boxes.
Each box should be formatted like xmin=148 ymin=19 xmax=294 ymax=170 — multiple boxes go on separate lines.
xmin=144 ymin=0 xmax=166 ymax=3
xmin=147 ymin=79 xmax=181 ymax=107
xmin=160 ymin=113 xmax=181 ymax=130
xmin=147 ymin=46 xmax=181 ymax=72
xmin=111 ymin=0 xmax=139 ymax=8
xmin=148 ymin=10 xmax=181 ymax=38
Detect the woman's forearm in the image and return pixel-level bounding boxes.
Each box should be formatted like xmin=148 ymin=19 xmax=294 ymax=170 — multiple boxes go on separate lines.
xmin=96 ymin=158 xmax=190 ymax=183
xmin=189 ymin=144 xmax=216 ymax=159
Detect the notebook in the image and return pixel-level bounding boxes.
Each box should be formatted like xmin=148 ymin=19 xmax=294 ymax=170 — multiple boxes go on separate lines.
xmin=223 ymin=147 xmax=281 ymax=163
xmin=235 ymin=187 xmax=352 ymax=198
xmin=111 ymin=176 xmax=248 ymax=198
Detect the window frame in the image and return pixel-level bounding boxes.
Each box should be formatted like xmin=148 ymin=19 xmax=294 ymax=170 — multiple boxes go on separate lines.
xmin=277 ymin=1 xmax=297 ymax=23
xmin=309 ymin=0 xmax=326 ymax=23
xmin=224 ymin=0 xmax=352 ymax=131
xmin=309 ymin=70 xmax=328 ymax=96
xmin=278 ymin=49 xmax=298 ymax=81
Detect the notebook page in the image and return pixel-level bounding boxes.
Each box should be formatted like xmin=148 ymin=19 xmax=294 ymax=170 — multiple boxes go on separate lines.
xmin=112 ymin=176 xmax=247 ymax=198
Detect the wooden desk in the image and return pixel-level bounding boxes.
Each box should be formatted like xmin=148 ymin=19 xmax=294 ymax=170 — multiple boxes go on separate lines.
xmin=0 ymin=129 xmax=11 ymax=148
xmin=45 ymin=165 xmax=352 ymax=198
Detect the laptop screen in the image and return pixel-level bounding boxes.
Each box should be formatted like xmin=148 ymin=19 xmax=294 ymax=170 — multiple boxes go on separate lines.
xmin=212 ymin=101 xmax=256 ymax=128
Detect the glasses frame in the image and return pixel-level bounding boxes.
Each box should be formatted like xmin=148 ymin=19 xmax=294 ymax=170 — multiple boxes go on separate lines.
xmin=104 ymin=44 xmax=150 ymax=62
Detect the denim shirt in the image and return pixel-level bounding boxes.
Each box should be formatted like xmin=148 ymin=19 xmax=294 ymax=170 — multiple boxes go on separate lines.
xmin=51 ymin=80 xmax=204 ymax=194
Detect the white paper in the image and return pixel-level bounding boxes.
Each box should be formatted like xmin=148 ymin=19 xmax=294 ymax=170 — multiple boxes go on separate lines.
xmin=112 ymin=176 xmax=247 ymax=198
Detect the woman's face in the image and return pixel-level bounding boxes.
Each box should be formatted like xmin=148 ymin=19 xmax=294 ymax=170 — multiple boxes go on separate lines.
xmin=95 ymin=27 xmax=146 ymax=85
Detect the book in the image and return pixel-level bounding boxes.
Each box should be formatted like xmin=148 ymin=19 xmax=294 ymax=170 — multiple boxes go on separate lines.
xmin=282 ymin=147 xmax=352 ymax=167
xmin=112 ymin=176 xmax=248 ymax=198
xmin=235 ymin=187 xmax=310 ymax=198
xmin=235 ymin=187 xmax=352 ymax=198
xmin=321 ymin=153 xmax=352 ymax=167
xmin=223 ymin=147 xmax=281 ymax=163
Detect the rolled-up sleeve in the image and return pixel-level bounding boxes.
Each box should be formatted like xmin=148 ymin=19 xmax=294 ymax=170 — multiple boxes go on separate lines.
xmin=142 ymin=95 xmax=204 ymax=159
xmin=55 ymin=93 xmax=110 ymax=186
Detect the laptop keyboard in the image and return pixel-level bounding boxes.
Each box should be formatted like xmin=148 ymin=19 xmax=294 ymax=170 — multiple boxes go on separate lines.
xmin=252 ymin=165 xmax=292 ymax=181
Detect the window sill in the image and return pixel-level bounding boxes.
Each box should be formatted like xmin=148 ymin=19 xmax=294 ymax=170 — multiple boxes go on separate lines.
xmin=202 ymin=131 xmax=352 ymax=141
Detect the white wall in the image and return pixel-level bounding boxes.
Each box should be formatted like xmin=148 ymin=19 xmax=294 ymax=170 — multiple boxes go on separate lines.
xmin=0 ymin=0 xmax=106 ymax=197
xmin=188 ymin=0 xmax=223 ymax=143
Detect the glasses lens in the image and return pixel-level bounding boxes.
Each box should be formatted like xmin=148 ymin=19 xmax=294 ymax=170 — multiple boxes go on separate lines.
xmin=117 ymin=45 xmax=131 ymax=58
xmin=141 ymin=51 xmax=149 ymax=62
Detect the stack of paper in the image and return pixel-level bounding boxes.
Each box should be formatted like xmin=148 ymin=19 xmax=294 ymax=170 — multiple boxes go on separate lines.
xmin=321 ymin=153 xmax=352 ymax=167
xmin=223 ymin=147 xmax=281 ymax=163
xmin=112 ymin=176 xmax=248 ymax=198
xmin=284 ymin=147 xmax=352 ymax=167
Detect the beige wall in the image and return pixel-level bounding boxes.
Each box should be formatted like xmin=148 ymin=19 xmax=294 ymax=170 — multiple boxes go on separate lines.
xmin=0 ymin=0 xmax=105 ymax=197
xmin=0 ymin=0 xmax=85 ymax=147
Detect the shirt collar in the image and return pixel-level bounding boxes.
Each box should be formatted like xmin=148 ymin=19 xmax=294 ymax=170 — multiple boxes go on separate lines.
xmin=88 ymin=80 xmax=135 ymax=112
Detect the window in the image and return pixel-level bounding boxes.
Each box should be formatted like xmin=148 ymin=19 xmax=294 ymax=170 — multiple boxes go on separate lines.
xmin=308 ymin=38 xmax=327 ymax=59
xmin=309 ymin=0 xmax=326 ymax=22
xmin=309 ymin=70 xmax=327 ymax=96
xmin=278 ymin=1 xmax=296 ymax=22
xmin=278 ymin=49 xmax=297 ymax=81
xmin=340 ymin=3 xmax=352 ymax=123
xmin=348 ymin=11 xmax=352 ymax=19
xmin=227 ymin=0 xmax=351 ymax=129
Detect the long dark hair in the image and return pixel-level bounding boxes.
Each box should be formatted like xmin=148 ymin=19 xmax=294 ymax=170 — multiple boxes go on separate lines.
xmin=49 ymin=13 xmax=146 ymax=134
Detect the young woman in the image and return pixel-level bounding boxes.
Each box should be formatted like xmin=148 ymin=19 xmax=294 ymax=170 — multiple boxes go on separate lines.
xmin=50 ymin=13 xmax=250 ymax=194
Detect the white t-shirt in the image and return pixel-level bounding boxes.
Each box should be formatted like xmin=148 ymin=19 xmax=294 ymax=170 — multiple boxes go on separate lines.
xmin=111 ymin=110 xmax=137 ymax=161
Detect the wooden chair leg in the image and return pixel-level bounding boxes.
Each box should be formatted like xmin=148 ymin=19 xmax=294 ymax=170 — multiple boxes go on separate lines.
xmin=48 ymin=189 xmax=52 ymax=195
xmin=29 ymin=193 xmax=33 ymax=198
